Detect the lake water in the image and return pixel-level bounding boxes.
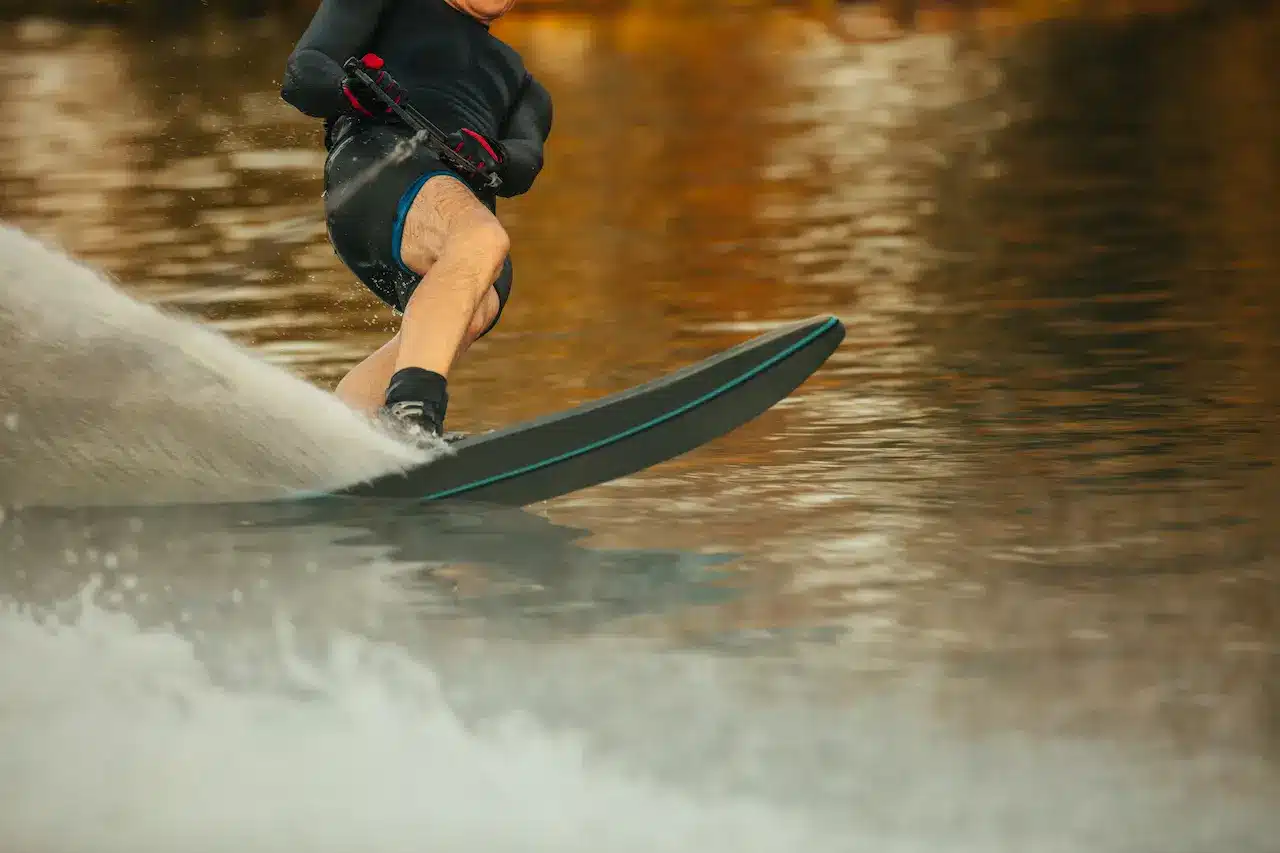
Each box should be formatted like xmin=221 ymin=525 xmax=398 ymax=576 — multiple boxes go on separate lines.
xmin=1 ymin=5 xmax=1277 ymax=852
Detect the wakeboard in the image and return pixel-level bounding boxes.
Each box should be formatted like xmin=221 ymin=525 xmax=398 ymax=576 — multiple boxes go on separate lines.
xmin=321 ymin=315 xmax=844 ymax=506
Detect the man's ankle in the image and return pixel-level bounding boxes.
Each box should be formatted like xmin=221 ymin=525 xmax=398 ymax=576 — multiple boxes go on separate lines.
xmin=385 ymin=367 xmax=448 ymax=408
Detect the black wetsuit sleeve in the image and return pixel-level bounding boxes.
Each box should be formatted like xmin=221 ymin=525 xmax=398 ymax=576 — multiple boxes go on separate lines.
xmin=280 ymin=0 xmax=390 ymax=119
xmin=496 ymin=76 xmax=553 ymax=198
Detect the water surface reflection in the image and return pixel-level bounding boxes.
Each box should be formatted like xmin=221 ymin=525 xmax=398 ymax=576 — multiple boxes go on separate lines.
xmin=1 ymin=3 xmax=1278 ymax=834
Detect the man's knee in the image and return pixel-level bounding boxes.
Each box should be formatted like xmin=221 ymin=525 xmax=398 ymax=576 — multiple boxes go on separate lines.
xmin=452 ymin=216 xmax=510 ymax=285
xmin=399 ymin=175 xmax=508 ymax=278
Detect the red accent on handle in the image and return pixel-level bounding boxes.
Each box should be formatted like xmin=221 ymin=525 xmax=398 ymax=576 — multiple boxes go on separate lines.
xmin=343 ymin=86 xmax=374 ymax=118
xmin=361 ymin=53 xmax=385 ymax=69
xmin=460 ymin=128 xmax=501 ymax=163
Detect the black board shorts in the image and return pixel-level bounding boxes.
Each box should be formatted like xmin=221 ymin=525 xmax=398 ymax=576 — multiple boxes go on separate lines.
xmin=322 ymin=121 xmax=513 ymax=336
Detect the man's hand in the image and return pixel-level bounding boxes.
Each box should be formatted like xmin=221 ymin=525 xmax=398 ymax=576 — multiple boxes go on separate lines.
xmin=341 ymin=53 xmax=405 ymax=117
xmin=445 ymin=128 xmax=506 ymax=186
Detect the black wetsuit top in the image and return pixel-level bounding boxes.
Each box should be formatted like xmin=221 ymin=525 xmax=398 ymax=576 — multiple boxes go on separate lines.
xmin=280 ymin=0 xmax=552 ymax=198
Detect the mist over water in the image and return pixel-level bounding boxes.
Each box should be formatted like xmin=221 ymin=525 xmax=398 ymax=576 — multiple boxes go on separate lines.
xmin=3 ymin=595 xmax=843 ymax=853
xmin=3 ymin=574 xmax=1275 ymax=853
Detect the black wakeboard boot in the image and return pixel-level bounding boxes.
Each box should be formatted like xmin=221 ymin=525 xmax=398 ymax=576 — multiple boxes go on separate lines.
xmin=378 ymin=368 xmax=465 ymax=446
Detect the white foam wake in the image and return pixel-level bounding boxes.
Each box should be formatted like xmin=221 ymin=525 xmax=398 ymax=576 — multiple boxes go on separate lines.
xmin=0 ymin=222 xmax=423 ymax=507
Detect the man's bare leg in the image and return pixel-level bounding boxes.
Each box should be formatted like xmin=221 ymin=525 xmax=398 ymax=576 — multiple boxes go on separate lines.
xmin=394 ymin=176 xmax=509 ymax=379
xmin=337 ymin=175 xmax=505 ymax=440
xmin=335 ymin=286 xmax=501 ymax=415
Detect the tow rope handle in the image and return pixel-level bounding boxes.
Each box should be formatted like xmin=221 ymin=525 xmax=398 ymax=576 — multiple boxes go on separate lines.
xmin=343 ymin=54 xmax=503 ymax=192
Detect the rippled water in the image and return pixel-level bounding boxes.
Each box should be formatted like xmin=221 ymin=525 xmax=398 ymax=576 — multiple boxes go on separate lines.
xmin=1 ymin=5 xmax=1278 ymax=852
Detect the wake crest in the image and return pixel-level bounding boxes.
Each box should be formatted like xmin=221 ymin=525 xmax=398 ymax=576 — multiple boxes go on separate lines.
xmin=0 ymin=223 xmax=423 ymax=507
